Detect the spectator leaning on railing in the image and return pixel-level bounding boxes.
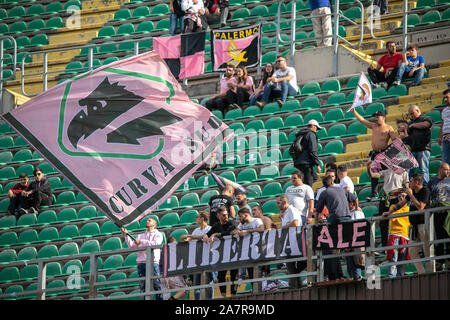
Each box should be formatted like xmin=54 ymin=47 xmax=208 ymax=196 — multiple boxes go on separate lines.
xmin=439 ymin=89 xmax=450 ymax=164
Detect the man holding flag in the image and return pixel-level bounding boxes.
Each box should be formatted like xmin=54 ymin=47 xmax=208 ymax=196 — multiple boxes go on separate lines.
xmin=348 ymin=72 xmax=396 ymax=201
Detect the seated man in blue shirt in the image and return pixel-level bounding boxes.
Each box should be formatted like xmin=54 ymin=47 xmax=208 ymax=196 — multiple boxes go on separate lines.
xmin=393 ymin=43 xmax=425 ymax=87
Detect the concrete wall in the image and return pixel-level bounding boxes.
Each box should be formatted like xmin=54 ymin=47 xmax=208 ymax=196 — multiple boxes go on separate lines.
xmin=294 ymin=45 xmax=370 ymax=83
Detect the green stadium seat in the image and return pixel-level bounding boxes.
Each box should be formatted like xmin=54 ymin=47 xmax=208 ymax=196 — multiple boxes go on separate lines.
xmin=262 ymin=149 xmax=282 ymax=163
xmin=13 ymin=137 xmax=28 ymax=148
xmin=44 ymin=17 xmax=63 ymax=29
xmin=371 ymin=87 xmax=387 ymax=100
xmin=117 ymin=23 xmax=135 ymax=36
xmin=426 ymin=110 xmax=441 ymax=124
xmin=265 ymin=117 xmax=284 ymax=130
xmin=80 ymin=240 xmax=100 ymax=254
xmin=0 ymin=122 xmax=14 ymax=134
xmin=323 ymin=92 xmax=346 ymax=107
xmin=345 ymin=121 xmax=367 ymax=136
xmin=158 ymin=195 xmax=179 ymax=210
xmin=442 ymin=8 xmax=450 ymax=21
xmin=196 ymin=174 xmax=218 ymax=189
xmin=237 ymin=168 xmax=258 ymax=183
xmin=413 ymin=0 xmax=435 ymax=10
xmin=225 ymin=108 xmax=243 ymax=120
xmin=124 ymin=253 xmax=138 ymax=268
xmin=0 ymin=248 xmax=17 ymax=264
xmin=344 ymin=7 xmax=361 ymax=20
xmin=431 ymin=143 xmax=441 ymax=159
xmin=0 ymin=166 xmax=15 ymax=180
xmin=385 ymin=84 xmax=407 ymax=98
xmin=135 ymin=21 xmax=154 ymax=34
xmin=176 ymin=210 xmax=199 ymax=226
xmin=16 ymin=229 xmax=38 ymax=245
xmin=261 ymin=199 xmax=278 ymax=215
xmin=52 ymin=191 xmax=77 ymax=207
xmin=179 ymin=193 xmax=200 ymax=208
xmin=365 ymin=103 xmax=385 ymax=117
xmin=77 ymin=222 xmax=101 ymax=238
xmin=280 ymin=100 xmax=301 ymax=113
xmin=36 ymin=210 xmax=57 ymax=226
xmin=245 ymin=120 xmax=265 ymax=134
xmin=345 ymin=105 xmax=364 ymax=120
xmin=327 ymin=123 xmax=347 ymax=139
xmin=102 ymin=254 xmax=124 ymax=270
xmin=301 ymin=82 xmax=321 ymax=96
xmin=16 ymin=213 xmax=37 ymax=227
xmin=26 ymin=4 xmax=44 ymax=16
xmin=284 ymin=114 xmax=304 ymax=129
xmin=96 ymin=26 xmax=116 ymax=39
xmin=219 ymin=171 xmax=237 ymax=183
xmin=132 ymin=6 xmax=150 ymax=18
xmin=268 ymin=132 xmax=288 ymax=147
xmin=59 ymin=242 xmax=80 ymax=257
xmin=46 ymin=261 xmax=62 ymax=278
xmin=8 ymin=6 xmax=26 ymax=18
xmin=229 ymin=122 xmax=245 ymax=134
xmin=398 ymin=14 xmax=421 ymax=28
xmin=64 ymin=61 xmax=84 ymax=74
xmin=12 ymin=149 xmax=32 ymax=163
xmin=261 ymin=182 xmax=283 ymax=198
xmin=301 ymin=96 xmax=321 ymax=110
xmin=358 ymin=187 xmax=372 ymax=203
xmin=170 ymin=228 xmax=189 ymax=242
xmin=59 ymin=225 xmax=79 ymax=241
xmin=0 ymin=198 xmax=10 ymax=213
xmin=102 ymin=237 xmax=123 ymax=252
xmin=159 ymin=212 xmax=180 ymax=228
xmin=344 ymin=75 xmax=360 ymax=89
xmin=8 ymin=21 xmax=27 ymax=34
xmin=0 ymin=232 xmax=18 ymax=247
xmin=230 ymin=7 xmax=250 ymax=21
xmin=100 ymin=221 xmax=121 ymax=235
xmin=250 ymin=5 xmax=269 ymax=17
xmin=321 ymin=140 xmax=344 ymax=156
xmin=64 ymin=0 xmax=82 ymax=10
xmin=357 ymin=171 xmax=371 ymax=186
xmin=0 ymin=23 xmax=8 ymax=35
xmin=155 ymin=18 xmax=171 ymax=31
xmin=0 ymin=267 xmax=19 ymax=283
xmin=261 ymin=51 xmax=277 ymax=65
xmin=321 ymin=79 xmax=341 ymax=93
xmin=102 ymin=56 xmax=120 ymax=65
xmin=362 ymin=205 xmax=378 ymax=217
xmin=258 ymin=165 xmax=280 ymax=181
xmin=418 ymin=10 xmax=441 ymax=26
xmin=28 ymin=34 xmax=49 ymax=47
xmin=45 ymin=2 xmax=63 ymax=14
xmin=77 ymin=206 xmax=97 ymax=220
xmin=0 ymin=215 xmax=16 ymax=229
xmin=323 ymin=108 xmax=344 ymax=123
xmin=304 ymin=111 xmax=324 ymax=124
xmin=19 ymin=264 xmax=38 ymax=281
xmin=152 ymin=3 xmax=170 ymax=15
xmin=38 ymin=244 xmax=59 ymax=259
xmin=112 ymin=8 xmax=131 ymax=21
xmin=17 ymin=246 xmax=38 ymax=262
xmin=57 ymin=207 xmax=78 ymax=223
xmin=260 ymin=102 xmax=280 ymax=116
xmin=0 ymin=136 xmax=14 ymax=150
xmin=61 ymin=259 xmax=83 ymax=276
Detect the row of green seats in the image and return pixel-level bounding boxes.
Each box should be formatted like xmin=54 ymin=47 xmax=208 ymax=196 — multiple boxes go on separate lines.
xmin=0 ymin=162 xmax=57 ymax=181
xmin=414 ymin=0 xmax=450 ymax=10
xmin=0 ymin=17 xmax=64 ymax=35
xmin=1 ymin=34 xmax=48 ymax=48
xmin=109 ymin=4 xmax=170 ymax=22
xmin=0 ymin=1 xmax=81 ymax=20
xmin=0 ymin=149 xmax=43 ymax=165
xmin=398 ymin=8 xmax=450 ymax=28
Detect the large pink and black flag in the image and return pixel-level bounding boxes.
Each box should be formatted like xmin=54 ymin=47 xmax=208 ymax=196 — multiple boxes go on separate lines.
xmin=212 ymin=24 xmax=261 ymax=71
xmin=1 ymin=51 xmax=232 ymax=226
xmin=153 ymin=32 xmax=205 ymax=79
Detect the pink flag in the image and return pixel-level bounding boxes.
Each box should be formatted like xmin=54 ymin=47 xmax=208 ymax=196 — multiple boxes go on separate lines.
xmin=2 ymin=51 xmax=232 ymax=226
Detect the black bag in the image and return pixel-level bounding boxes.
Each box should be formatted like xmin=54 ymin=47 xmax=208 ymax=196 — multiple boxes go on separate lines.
xmin=289 ymin=132 xmax=305 ymax=159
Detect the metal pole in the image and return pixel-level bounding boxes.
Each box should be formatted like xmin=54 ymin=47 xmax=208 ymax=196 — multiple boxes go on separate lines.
xmin=306 ymin=225 xmax=314 ymax=284
xmin=332 ymin=0 xmax=340 ymax=77
xmin=88 ymin=47 xmax=93 ymax=71
xmin=88 ymin=253 xmax=98 ymax=298
xmin=290 ymin=0 xmax=296 ymax=66
xmin=43 ymin=53 xmax=48 ymax=92
xmin=145 ymin=246 xmax=152 ymax=300
xmin=424 ymin=210 xmax=436 ymax=273
xmin=402 ymin=0 xmax=408 ymax=53
xmin=37 ymin=261 xmax=47 ymax=300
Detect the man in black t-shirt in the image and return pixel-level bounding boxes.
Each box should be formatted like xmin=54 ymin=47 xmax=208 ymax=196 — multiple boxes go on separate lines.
xmin=406 ymin=174 xmax=433 ymax=273
xmin=203 ymin=205 xmax=238 ymax=297
xmin=407 ymin=105 xmax=433 ymax=186
xmin=208 ymin=184 xmax=235 ymax=226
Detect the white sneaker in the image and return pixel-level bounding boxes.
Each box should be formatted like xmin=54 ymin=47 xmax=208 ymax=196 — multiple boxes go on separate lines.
xmin=373 ymin=83 xmax=381 ymax=88
xmin=380 ymin=82 xmax=388 ymax=89
xmin=392 ymin=80 xmax=401 ymax=86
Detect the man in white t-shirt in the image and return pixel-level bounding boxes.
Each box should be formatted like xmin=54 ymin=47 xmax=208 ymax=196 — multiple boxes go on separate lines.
xmin=180 ymin=212 xmax=214 ymax=300
xmin=337 ymin=164 xmax=354 ymax=194
xmin=232 ymin=207 xmax=264 ymax=284
xmin=234 ymin=190 xmax=251 ymax=221
xmin=276 ymin=195 xmax=304 ymax=289
xmin=285 ymin=171 xmax=314 ymax=225
xmin=256 ymin=55 xmax=298 ymax=108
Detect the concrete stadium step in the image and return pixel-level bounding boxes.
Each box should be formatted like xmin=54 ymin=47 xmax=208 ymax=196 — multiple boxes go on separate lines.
xmin=408 ymin=79 xmax=449 ymax=95
xmin=346 ymin=20 xmax=401 ymax=38
xmin=430 ymin=66 xmax=450 ymax=77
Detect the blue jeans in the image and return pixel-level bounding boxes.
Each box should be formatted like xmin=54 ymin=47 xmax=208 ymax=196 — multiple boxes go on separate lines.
xmin=442 ymin=140 xmax=450 ymax=164
xmin=193 ymin=272 xmax=214 ymax=300
xmin=137 ymin=262 xmax=163 ymax=300
xmin=388 ymin=237 xmax=406 ymax=278
xmin=345 ymin=254 xmax=362 ymax=280
xmin=409 ymin=150 xmax=430 ymax=185
xmin=170 ymin=13 xmax=184 ymax=35
xmin=395 ymin=62 xmax=424 ymax=85
xmin=8 ymin=196 xmax=21 ymax=214
xmin=261 ymin=81 xmax=298 ymax=103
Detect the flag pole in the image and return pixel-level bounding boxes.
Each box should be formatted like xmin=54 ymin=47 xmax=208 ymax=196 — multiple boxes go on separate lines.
xmin=116 ymin=222 xmax=136 ymax=241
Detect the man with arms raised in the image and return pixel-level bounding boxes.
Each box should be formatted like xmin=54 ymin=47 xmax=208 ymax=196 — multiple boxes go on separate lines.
xmin=352 ymin=109 xmax=396 ymax=201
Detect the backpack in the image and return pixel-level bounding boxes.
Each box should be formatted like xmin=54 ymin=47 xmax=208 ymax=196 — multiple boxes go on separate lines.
xmin=289 ymin=131 xmax=305 ymax=159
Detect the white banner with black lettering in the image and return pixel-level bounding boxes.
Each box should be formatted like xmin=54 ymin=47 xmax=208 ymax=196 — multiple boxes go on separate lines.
xmin=161 ymin=226 xmax=306 ymax=276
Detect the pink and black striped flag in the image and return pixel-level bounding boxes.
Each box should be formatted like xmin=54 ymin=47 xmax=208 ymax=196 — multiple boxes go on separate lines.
xmin=153 ymin=32 xmax=205 ymax=79
xmin=1 ymin=51 xmax=232 ymax=226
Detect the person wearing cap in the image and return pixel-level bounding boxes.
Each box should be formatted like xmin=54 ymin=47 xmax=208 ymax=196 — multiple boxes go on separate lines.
xmin=351 ymin=108 xmax=396 ymax=201
xmin=292 ymin=119 xmax=322 ymax=187
xmin=407 ymin=104 xmax=433 ymax=186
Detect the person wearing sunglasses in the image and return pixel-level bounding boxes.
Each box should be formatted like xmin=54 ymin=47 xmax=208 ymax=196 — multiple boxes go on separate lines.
xmin=7 ymin=173 xmax=29 ymax=217
xmin=256 ymin=56 xmax=298 ymax=108
xmin=18 ymin=168 xmax=53 ymax=215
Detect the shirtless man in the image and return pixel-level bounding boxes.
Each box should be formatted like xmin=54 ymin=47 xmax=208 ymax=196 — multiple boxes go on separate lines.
xmin=352 ymin=109 xmax=396 ymax=201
